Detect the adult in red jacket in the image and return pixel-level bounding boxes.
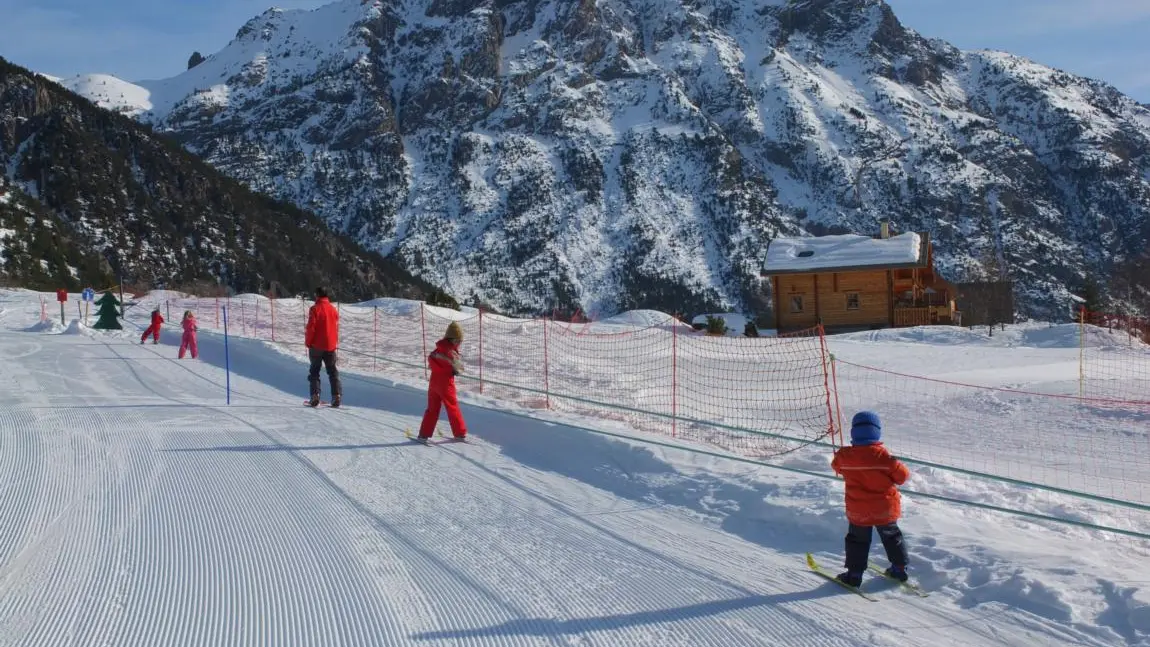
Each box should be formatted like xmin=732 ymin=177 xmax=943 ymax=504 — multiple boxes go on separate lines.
xmin=417 ymin=321 xmax=468 ymax=440
xmin=140 ymin=308 xmax=164 ymax=344
xmin=305 ymin=287 xmax=342 ymax=407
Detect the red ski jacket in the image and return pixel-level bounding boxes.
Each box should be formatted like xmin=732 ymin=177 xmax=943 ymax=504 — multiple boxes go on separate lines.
xmin=428 ymin=338 xmax=463 ymax=381
xmin=151 ymin=311 xmax=164 ymax=326
xmin=305 ymin=297 xmax=339 ymax=351
xmin=831 ymin=443 xmax=910 ymax=526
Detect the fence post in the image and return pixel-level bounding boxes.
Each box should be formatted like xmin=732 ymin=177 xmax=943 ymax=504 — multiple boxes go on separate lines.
xmin=223 ymin=306 xmax=231 ymax=405
xmin=479 ymin=310 xmax=484 ymax=394
xmin=241 ymin=300 xmax=247 ymax=337
xmin=420 ymin=303 xmax=428 ymax=380
xmin=254 ymin=299 xmax=260 ymax=339
xmin=671 ymin=317 xmax=678 ymax=438
xmin=40 ymin=296 xmax=46 ymax=323
xmin=1079 ymin=306 xmax=1085 ymax=399
xmin=270 ymin=293 xmax=276 ymax=342
xmin=76 ymin=299 xmax=82 ymax=323
xmin=373 ymin=306 xmax=379 ymax=372
xmin=543 ymin=317 xmax=551 ymax=410
xmin=818 ymin=325 xmax=837 ymax=445
xmin=215 ymin=297 xmax=220 ymax=328
xmin=829 ymin=354 xmax=845 ymax=447
xmin=166 ymin=299 xmax=171 ymax=324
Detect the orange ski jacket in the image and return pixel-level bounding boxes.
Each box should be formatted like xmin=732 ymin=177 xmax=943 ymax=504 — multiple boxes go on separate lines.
xmin=831 ymin=443 xmax=910 ymax=526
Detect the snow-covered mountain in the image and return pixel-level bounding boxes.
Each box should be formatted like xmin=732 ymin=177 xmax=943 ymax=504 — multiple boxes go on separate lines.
xmin=59 ymin=0 xmax=1150 ymax=318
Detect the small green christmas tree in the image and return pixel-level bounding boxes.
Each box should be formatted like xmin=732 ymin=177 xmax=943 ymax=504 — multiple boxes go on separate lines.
xmin=92 ymin=291 xmax=122 ymax=330
xmin=705 ymin=315 xmax=727 ymax=336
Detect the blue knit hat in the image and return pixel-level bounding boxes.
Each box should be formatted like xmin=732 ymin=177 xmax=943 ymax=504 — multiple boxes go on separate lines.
xmin=850 ymin=411 xmax=882 ymax=446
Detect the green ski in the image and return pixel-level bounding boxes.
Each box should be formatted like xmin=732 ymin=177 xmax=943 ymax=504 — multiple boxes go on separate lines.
xmin=868 ymin=562 xmax=928 ymax=597
xmin=805 ymin=553 xmax=878 ymax=601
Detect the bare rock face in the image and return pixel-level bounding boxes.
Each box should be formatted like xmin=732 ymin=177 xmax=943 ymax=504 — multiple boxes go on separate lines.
xmin=72 ymin=0 xmax=1150 ymax=317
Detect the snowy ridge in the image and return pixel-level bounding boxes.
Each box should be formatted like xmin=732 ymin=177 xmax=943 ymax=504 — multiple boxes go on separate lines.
xmin=53 ymin=74 xmax=153 ymax=116
xmin=57 ymin=0 xmax=1150 ymax=319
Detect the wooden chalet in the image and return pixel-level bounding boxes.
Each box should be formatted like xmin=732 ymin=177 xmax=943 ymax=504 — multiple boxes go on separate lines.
xmin=761 ymin=224 xmax=960 ymax=333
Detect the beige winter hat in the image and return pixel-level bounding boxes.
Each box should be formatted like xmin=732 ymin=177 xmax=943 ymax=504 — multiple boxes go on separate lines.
xmin=445 ymin=321 xmax=464 ymax=342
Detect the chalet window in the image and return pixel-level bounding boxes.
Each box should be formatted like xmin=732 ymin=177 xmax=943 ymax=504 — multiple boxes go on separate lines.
xmin=790 ymin=295 xmax=804 ymax=313
xmin=846 ymin=292 xmax=860 ymax=310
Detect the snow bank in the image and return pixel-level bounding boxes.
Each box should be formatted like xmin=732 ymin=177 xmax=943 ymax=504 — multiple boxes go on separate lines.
xmin=602 ymin=310 xmax=681 ymax=329
xmin=63 ymin=319 xmax=88 ymax=335
xmin=832 ymin=322 xmax=1148 ymax=351
xmin=24 ymin=319 xmax=65 ymax=333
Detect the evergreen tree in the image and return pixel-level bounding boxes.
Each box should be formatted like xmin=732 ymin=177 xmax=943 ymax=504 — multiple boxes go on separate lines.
xmin=92 ymin=291 xmax=122 ymax=330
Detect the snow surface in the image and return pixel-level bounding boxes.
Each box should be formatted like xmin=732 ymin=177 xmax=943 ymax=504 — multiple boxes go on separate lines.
xmin=1 ymin=289 xmax=1149 ymax=645
xmin=765 ymin=232 xmax=923 ymax=273
xmin=53 ymin=73 xmax=154 ymax=116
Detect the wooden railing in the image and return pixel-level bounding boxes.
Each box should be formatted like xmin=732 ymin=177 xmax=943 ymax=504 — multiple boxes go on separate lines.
xmin=894 ymin=306 xmax=957 ymax=327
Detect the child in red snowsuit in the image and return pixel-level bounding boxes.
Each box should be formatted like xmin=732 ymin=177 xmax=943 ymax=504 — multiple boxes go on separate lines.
xmin=141 ymin=308 xmax=164 ymax=344
xmin=831 ymin=410 xmax=911 ymax=587
xmin=179 ymin=311 xmax=198 ymax=359
xmin=417 ymin=321 xmax=468 ymax=440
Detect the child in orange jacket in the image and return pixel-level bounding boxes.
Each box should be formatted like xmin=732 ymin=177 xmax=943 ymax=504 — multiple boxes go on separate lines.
xmin=831 ymin=410 xmax=911 ymax=587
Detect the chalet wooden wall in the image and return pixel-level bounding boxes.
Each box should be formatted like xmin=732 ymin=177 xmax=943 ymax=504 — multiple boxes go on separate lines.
xmin=816 ymin=270 xmax=890 ymax=328
xmin=776 ymin=271 xmax=893 ymax=331
xmin=775 ymin=274 xmax=819 ymax=330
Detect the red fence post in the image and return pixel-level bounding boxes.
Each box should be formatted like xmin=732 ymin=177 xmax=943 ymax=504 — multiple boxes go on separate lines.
xmin=818 ymin=324 xmax=836 ymax=444
xmin=479 ymin=310 xmax=484 ymax=394
xmin=543 ymin=317 xmax=551 ymax=410
xmin=672 ymin=316 xmax=678 ymax=438
xmin=420 ymin=303 xmax=428 ymax=380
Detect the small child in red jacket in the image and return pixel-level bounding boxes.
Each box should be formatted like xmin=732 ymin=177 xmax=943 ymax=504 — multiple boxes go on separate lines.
xmin=141 ymin=308 xmax=164 ymax=344
xmin=831 ymin=410 xmax=911 ymax=587
xmin=417 ymin=321 xmax=468 ymax=441
xmin=178 ymin=310 xmax=198 ymax=359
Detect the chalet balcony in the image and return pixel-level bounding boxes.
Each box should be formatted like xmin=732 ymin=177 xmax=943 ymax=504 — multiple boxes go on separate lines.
xmin=894 ymin=305 xmax=960 ymax=327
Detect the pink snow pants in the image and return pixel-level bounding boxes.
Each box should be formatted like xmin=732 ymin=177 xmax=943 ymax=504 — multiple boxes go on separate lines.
xmin=179 ymin=330 xmax=198 ymax=359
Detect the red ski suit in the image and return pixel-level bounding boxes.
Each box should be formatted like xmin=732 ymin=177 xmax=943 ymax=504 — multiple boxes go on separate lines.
xmin=418 ymin=338 xmax=467 ymax=439
xmin=141 ymin=310 xmax=164 ymax=343
xmin=179 ymin=316 xmax=198 ymax=359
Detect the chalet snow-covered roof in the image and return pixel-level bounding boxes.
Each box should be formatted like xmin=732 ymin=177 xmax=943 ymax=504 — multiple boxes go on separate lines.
xmin=763 ymin=232 xmax=926 ymax=274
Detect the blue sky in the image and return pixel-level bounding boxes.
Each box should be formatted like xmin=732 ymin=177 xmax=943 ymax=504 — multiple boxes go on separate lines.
xmin=1 ymin=0 xmax=1148 ymax=102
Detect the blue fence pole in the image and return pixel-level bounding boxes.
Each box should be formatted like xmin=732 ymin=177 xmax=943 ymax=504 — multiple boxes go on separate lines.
xmin=222 ymin=305 xmax=231 ymax=405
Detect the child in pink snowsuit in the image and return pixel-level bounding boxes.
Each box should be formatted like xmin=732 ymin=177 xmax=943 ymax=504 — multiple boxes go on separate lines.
xmin=179 ymin=311 xmax=198 ymax=359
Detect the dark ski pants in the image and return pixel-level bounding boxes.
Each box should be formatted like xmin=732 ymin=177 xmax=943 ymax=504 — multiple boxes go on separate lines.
xmin=845 ymin=522 xmax=908 ymax=574
xmin=308 ymin=349 xmax=342 ymax=400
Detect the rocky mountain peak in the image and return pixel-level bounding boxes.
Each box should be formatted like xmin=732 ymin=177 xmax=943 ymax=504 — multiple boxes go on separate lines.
xmin=55 ymin=0 xmax=1150 ymax=318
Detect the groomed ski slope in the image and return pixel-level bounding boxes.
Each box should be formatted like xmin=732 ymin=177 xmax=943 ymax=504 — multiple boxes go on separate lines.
xmin=1 ymin=291 xmax=1148 ymax=646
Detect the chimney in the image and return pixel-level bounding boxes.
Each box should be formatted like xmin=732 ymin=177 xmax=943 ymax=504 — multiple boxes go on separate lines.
xmin=880 ymin=220 xmax=890 ymax=239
